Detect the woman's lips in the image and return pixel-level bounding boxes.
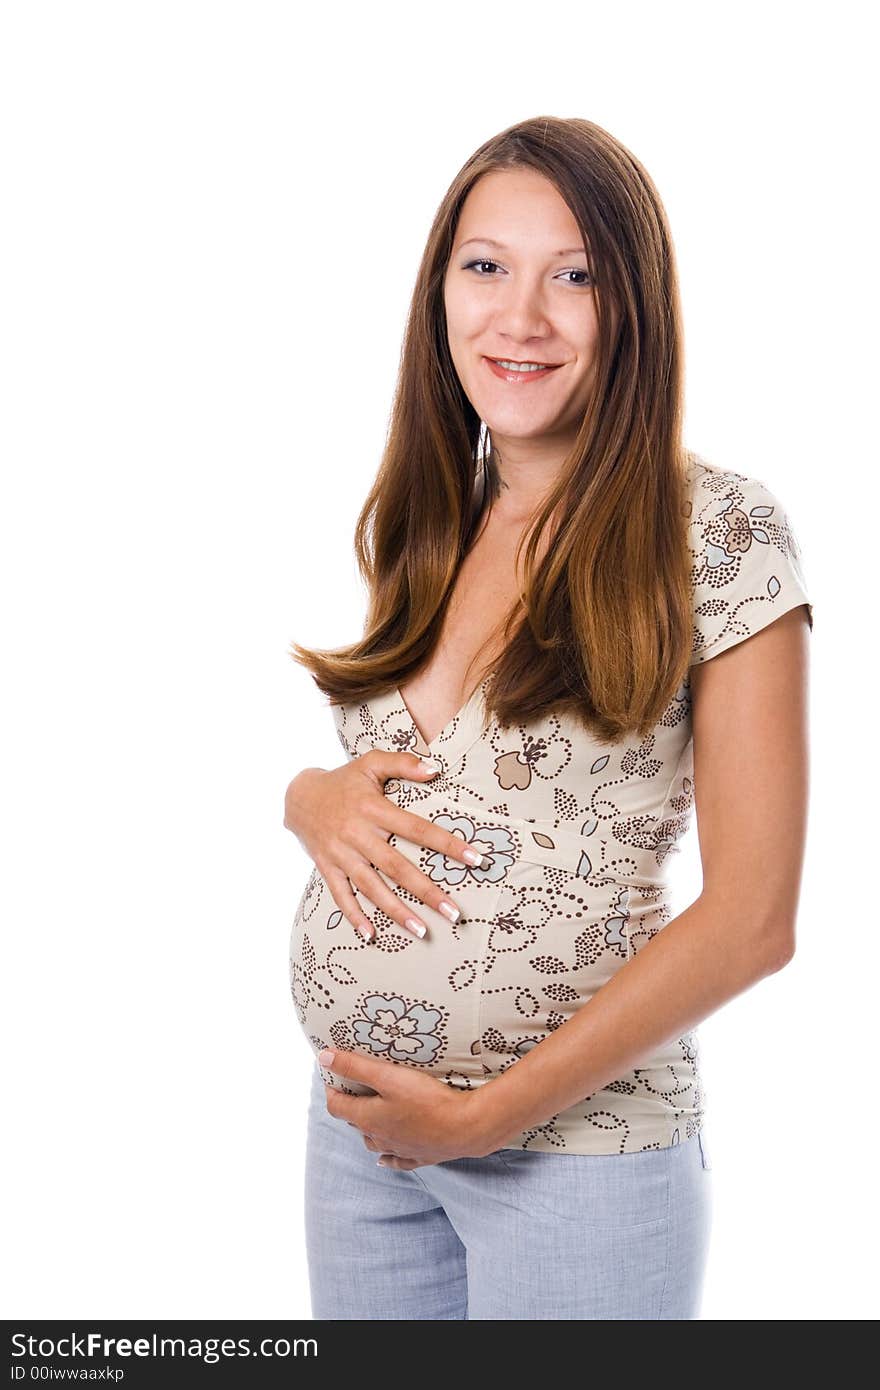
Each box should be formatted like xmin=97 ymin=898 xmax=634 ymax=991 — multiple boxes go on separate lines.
xmin=483 ymin=356 xmax=563 ymax=384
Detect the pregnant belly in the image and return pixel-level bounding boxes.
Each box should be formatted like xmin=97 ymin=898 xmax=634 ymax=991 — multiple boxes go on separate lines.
xmin=288 ymin=796 xmax=673 ymax=1096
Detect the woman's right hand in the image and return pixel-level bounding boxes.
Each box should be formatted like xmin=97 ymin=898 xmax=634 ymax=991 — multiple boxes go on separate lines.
xmin=282 ymin=752 xmax=492 ymax=942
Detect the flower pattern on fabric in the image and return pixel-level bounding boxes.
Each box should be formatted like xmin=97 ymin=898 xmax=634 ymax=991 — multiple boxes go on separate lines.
xmin=492 ymin=722 xmax=574 ymax=792
xmin=289 ymin=453 xmax=813 ymax=1153
xmin=688 ymin=466 xmax=812 ymax=662
xmin=350 ymin=992 xmax=448 ymax=1066
xmin=424 ymin=813 xmax=517 ymax=887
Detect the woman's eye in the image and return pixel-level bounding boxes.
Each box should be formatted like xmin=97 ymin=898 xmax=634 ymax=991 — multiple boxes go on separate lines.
xmin=462 ymin=259 xmax=592 ymax=286
xmin=464 ymin=258 xmax=501 ymax=275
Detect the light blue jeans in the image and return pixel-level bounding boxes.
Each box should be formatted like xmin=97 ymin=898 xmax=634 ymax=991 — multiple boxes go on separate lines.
xmin=303 ymin=1063 xmax=713 ymax=1319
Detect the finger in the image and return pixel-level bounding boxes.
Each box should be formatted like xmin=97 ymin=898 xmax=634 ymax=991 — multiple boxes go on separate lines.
xmin=355 ymin=831 xmax=470 ymax=933
xmin=322 ymin=845 xmax=463 ymax=942
xmin=359 ymin=749 xmax=443 ymax=787
xmin=383 ymin=805 xmax=495 ymax=872
xmin=337 ymin=859 xmax=432 ymax=940
xmin=324 ymin=1075 xmax=394 ymax=1130
xmin=321 ymin=867 xmax=377 ymax=942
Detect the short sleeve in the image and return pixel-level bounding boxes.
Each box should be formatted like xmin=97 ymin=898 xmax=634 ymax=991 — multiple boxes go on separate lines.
xmin=687 ymin=462 xmax=813 ymax=665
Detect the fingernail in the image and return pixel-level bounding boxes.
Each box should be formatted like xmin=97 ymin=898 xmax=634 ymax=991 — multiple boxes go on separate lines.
xmin=438 ymin=900 xmax=461 ymax=923
xmin=376 ymin=1158 xmax=389 ymax=1167
xmin=463 ymin=843 xmax=493 ymax=867
xmin=318 ymin=1048 xmax=335 ymax=1067
xmin=404 ymin=917 xmax=427 ymax=938
xmin=357 ymin=924 xmax=373 ymax=941
xmin=417 ymin=757 xmax=442 ymax=772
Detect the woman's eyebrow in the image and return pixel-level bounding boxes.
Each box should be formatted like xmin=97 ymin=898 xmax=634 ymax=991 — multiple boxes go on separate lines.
xmin=457 ymin=236 xmax=588 ymax=257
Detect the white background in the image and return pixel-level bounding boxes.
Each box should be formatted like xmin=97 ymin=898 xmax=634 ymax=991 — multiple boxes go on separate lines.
xmin=2 ymin=0 xmax=876 ymax=1321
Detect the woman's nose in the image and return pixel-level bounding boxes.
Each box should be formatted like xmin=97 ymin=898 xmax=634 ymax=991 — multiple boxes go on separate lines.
xmin=492 ymin=282 xmax=553 ymax=342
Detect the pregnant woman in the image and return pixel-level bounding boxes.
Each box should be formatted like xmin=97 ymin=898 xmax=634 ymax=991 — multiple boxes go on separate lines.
xmin=283 ymin=116 xmax=813 ymax=1320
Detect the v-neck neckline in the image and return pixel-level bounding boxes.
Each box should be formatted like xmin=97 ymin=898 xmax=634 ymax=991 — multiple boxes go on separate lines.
xmin=395 ymin=678 xmax=490 ymax=754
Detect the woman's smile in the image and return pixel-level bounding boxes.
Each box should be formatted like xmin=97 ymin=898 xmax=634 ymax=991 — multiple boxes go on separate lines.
xmin=483 ymin=355 xmax=564 ymax=384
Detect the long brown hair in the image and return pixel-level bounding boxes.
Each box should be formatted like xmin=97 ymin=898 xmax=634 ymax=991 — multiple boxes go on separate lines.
xmin=289 ymin=115 xmax=694 ymax=744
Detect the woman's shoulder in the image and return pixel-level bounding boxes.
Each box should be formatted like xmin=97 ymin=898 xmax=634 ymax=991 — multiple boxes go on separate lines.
xmin=684 ymin=447 xmax=771 ymax=494
xmin=682 ymin=449 xmax=813 ymax=664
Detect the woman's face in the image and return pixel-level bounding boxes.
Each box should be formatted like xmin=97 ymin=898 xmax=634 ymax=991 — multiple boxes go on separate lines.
xmin=443 ymin=167 xmax=604 ymax=463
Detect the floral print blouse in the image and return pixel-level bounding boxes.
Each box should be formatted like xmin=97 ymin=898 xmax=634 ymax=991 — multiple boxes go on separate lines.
xmin=289 ymin=452 xmax=813 ymax=1153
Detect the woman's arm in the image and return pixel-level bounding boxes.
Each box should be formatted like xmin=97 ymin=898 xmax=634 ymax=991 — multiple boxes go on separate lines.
xmin=468 ymin=603 xmax=812 ymax=1154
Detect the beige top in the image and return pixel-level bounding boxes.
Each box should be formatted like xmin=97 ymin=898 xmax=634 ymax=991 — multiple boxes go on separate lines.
xmin=289 ymin=453 xmax=813 ymax=1154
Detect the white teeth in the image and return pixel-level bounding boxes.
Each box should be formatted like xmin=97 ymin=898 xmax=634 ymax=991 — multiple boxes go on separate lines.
xmin=492 ymin=359 xmax=556 ymax=372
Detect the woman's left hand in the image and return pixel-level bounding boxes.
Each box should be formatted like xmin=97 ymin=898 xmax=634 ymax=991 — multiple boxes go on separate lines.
xmin=316 ymin=1047 xmax=493 ymax=1168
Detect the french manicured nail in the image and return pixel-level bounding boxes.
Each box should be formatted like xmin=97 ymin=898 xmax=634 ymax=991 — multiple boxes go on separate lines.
xmin=357 ymin=924 xmax=373 ymax=941
xmin=438 ymin=900 xmax=461 ymax=923
xmin=376 ymin=1157 xmax=389 ymax=1167
xmin=462 ymin=846 xmax=488 ymax=866
xmin=417 ymin=756 xmax=442 ymax=771
xmin=318 ymin=1048 xmax=335 ymax=1067
xmin=404 ymin=916 xmax=427 ymax=938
